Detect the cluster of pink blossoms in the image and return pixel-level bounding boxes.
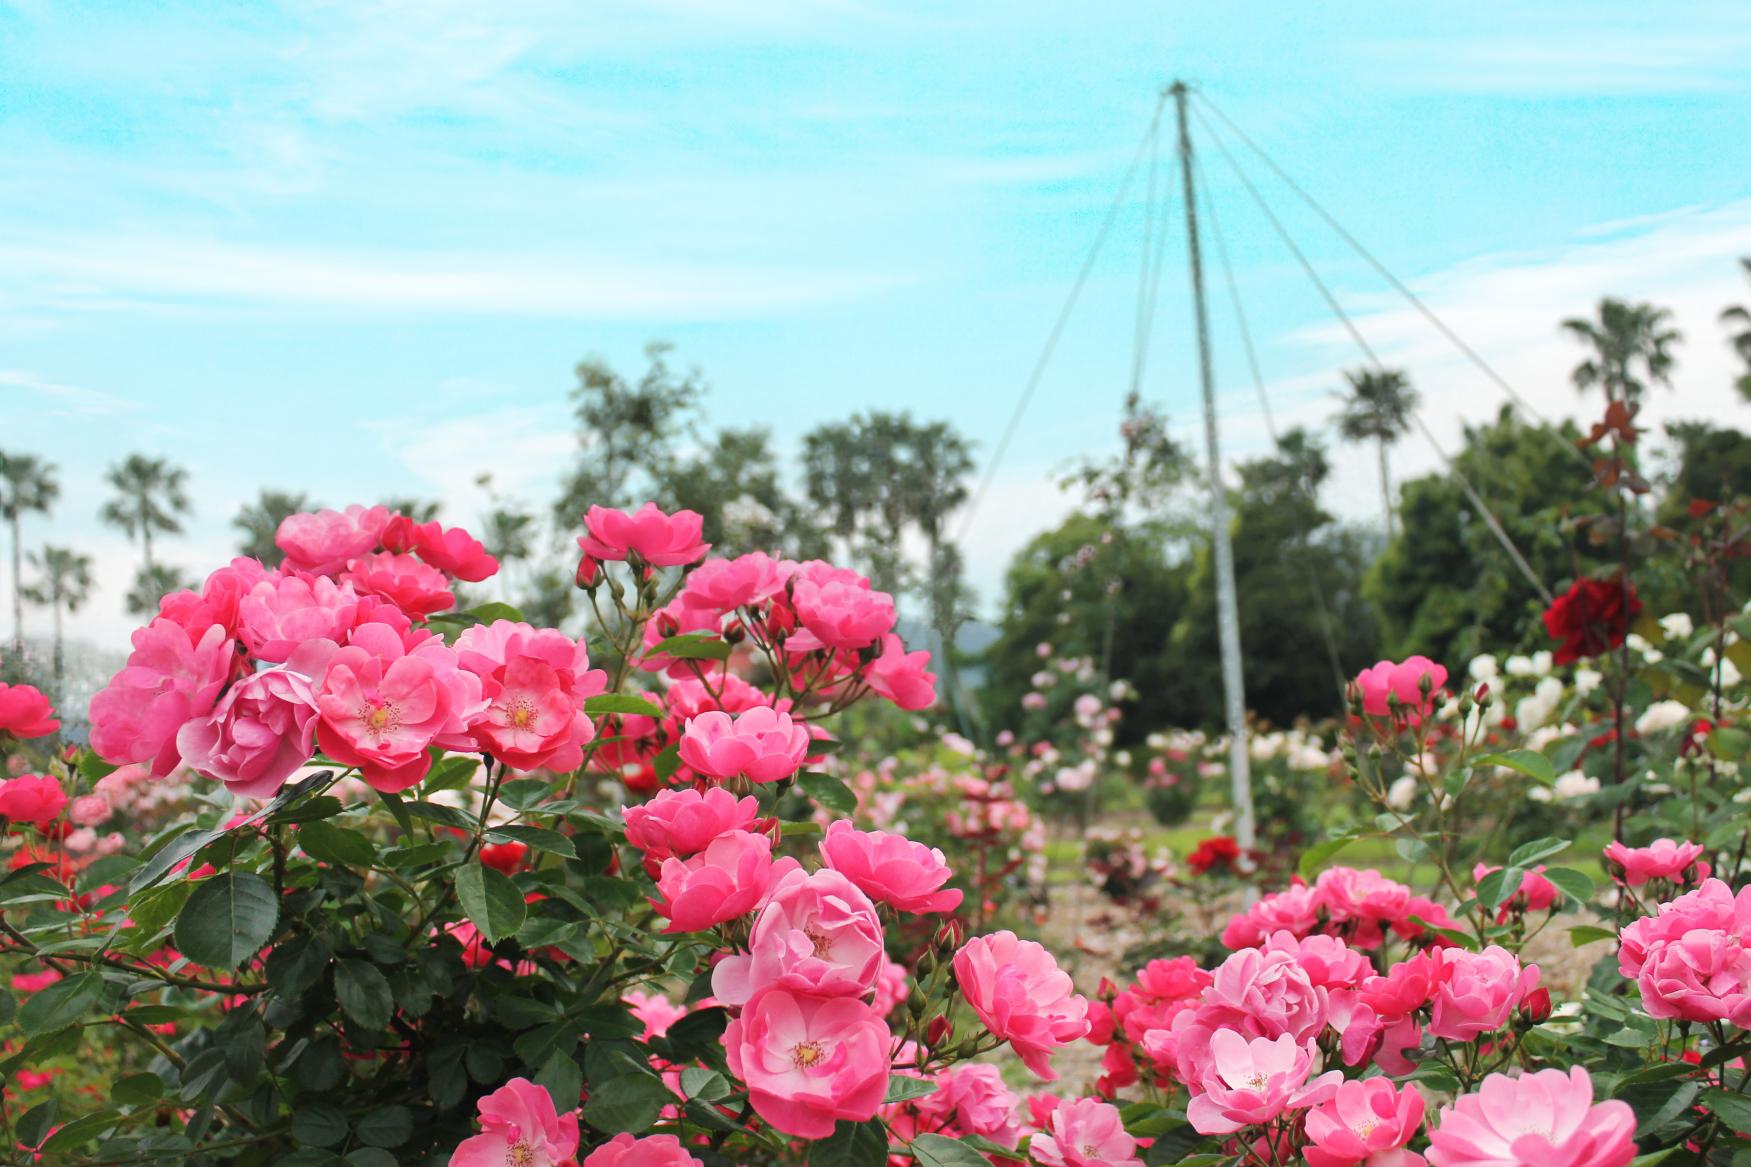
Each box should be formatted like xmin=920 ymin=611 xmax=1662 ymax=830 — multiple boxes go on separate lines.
xmin=1620 ymin=875 xmax=1751 ymax=1026
xmin=1220 ymin=866 xmax=1461 ymax=951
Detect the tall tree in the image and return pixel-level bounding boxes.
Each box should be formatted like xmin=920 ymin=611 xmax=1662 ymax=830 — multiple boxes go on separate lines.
xmin=100 ymin=454 xmax=190 ymax=573
xmin=1334 ymin=368 xmax=1418 ymax=535
xmin=0 ymin=452 xmax=59 ymax=655
xmin=22 ymin=545 xmax=92 ymax=695
xmin=659 ymin=427 xmax=824 ymax=557
xmin=556 ymin=341 xmax=702 ymax=520
xmin=1723 ymin=259 xmax=1751 ymax=403
xmin=234 ymin=490 xmax=312 ymax=563
xmin=1562 ymin=298 xmax=1682 ymax=405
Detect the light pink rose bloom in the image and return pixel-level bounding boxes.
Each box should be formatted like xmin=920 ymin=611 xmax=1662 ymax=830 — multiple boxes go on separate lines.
xmin=1603 ymin=838 xmax=1709 ymax=887
xmin=342 ymin=551 xmax=455 ymax=618
xmin=89 ymin=619 xmax=235 ymax=777
xmin=1186 ymin=1031 xmax=1340 ymax=1135
xmin=313 ymin=622 xmax=486 ymax=792
xmin=177 ymin=641 xmax=335 ymax=799
xmin=453 ymin=620 xmax=606 ymax=772
xmin=1428 ymin=946 xmax=1540 ymax=1042
xmin=449 ymin=1076 xmax=578 ymax=1167
xmin=277 ymin=505 xmax=391 ymax=576
xmin=622 ymin=990 xmax=689 ymax=1041
xmin=68 ymin=792 xmax=112 ymax=828
xmin=1304 ymin=1078 xmax=1427 ymax=1167
xmin=677 ymin=706 xmax=809 ymax=783
xmin=580 ymin=1132 xmax=702 ymax=1167
xmin=651 ymin=830 xmax=799 ymax=934
xmin=1197 ymin=947 xmax=1328 ymax=1043
xmin=679 ymin=551 xmax=787 ymax=612
xmin=721 ymin=985 xmax=890 ymax=1139
xmin=712 ymin=868 xmax=885 ymax=1006
xmin=788 ymin=578 xmax=896 ymax=651
xmin=913 ymin=1062 xmax=1024 ymax=1148
xmin=1427 ymin=1067 xmax=1635 ymax=1167
xmin=867 ymin=633 xmax=937 ymax=711
xmin=1222 ymin=882 xmax=1322 ymax=949
xmin=238 ymin=574 xmax=399 ymax=663
xmin=0 ymin=774 xmax=66 ymax=826
xmin=1354 ymin=656 xmax=1447 ymax=721
xmin=819 ymin=820 xmax=963 ymax=915
xmin=1619 ymin=878 xmax=1751 ymax=1024
xmin=623 ymin=787 xmax=762 ymax=867
xmin=954 ymin=930 xmax=1090 ymax=1080
xmin=1030 ymin=1097 xmax=1144 ymax=1167
xmin=578 ymin=502 xmax=710 ymax=569
xmin=1261 ymin=931 xmax=1372 ymax=991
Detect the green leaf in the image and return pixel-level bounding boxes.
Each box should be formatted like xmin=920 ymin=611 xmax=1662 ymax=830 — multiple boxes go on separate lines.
xmin=1543 ymin=867 xmax=1595 ymax=906
xmin=1507 ymin=836 xmax=1571 ymax=867
xmin=1407 ymin=915 xmax=1477 ymax=950
xmin=1298 ymin=832 xmax=1361 ymax=880
xmin=534 ymin=1048 xmax=584 ymax=1117
xmin=111 ymin=1072 xmax=164 ymax=1106
xmin=1568 ymin=924 xmax=1618 ymax=947
xmin=38 ymin=1110 xmax=118 ymax=1154
xmin=585 ymin=694 xmax=666 ymax=718
xmin=647 ymin=631 xmax=731 ymax=660
xmin=467 ymin=601 xmax=526 ymax=624
xmin=581 ymin=1072 xmax=673 ymax=1134
xmin=911 ymin=1133 xmax=994 ymax=1167
xmin=679 ymin=1067 xmax=731 ymax=1102
xmin=884 ymin=1076 xmax=938 ymax=1103
xmin=425 ymin=755 xmax=483 ymax=794
xmin=354 ymin=1105 xmax=414 ymax=1149
xmin=16 ymin=1099 xmax=56 ymax=1148
xmin=174 ymin=871 xmax=280 ymax=969
xmin=291 ymin=1102 xmax=350 ymax=1148
xmin=1474 ymin=749 xmax=1555 ymax=784
xmin=297 ymin=821 xmax=377 ymax=868
xmin=19 ymin=971 xmax=105 ymax=1035
xmin=267 ymin=934 xmax=332 ymax=997
xmin=486 ymin=824 xmax=577 ymax=858
xmin=810 ymin=1119 xmax=888 ymax=1167
xmin=799 ymin=773 xmax=857 ymax=816
xmin=403 ymin=800 xmax=475 ymax=830
xmin=1702 ymin=1088 xmax=1751 ymax=1132
xmin=334 ymin=959 xmax=395 ymax=1031
xmin=1708 ymin=727 xmax=1751 ymax=761
xmin=347 ymin=1150 xmax=399 ymax=1167
xmin=1477 ymin=866 xmax=1524 ymax=910
xmin=456 ymin=863 xmax=526 ymax=944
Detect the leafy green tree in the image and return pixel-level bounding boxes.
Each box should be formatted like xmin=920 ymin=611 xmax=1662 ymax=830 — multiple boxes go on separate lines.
xmin=234 ymin=490 xmax=312 ymax=563
xmin=22 ymin=544 xmax=92 ymax=694
xmin=1334 ymin=368 xmax=1418 ymax=534
xmin=0 ymin=451 xmax=59 ymax=655
xmin=556 ymin=341 xmax=702 ymax=521
xmin=1724 ymin=259 xmax=1751 ymax=403
xmin=383 ymin=497 xmax=441 ymax=523
xmin=100 ymin=454 xmax=190 ymax=573
xmin=658 ymin=427 xmax=824 ymax=557
xmin=1562 ymin=298 xmax=1682 ymax=405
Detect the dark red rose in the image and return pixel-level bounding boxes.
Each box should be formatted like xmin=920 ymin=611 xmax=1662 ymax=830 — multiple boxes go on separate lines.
xmin=1542 ymin=577 xmax=1641 ymax=665
xmin=1187 ymin=835 xmax=1241 ymax=875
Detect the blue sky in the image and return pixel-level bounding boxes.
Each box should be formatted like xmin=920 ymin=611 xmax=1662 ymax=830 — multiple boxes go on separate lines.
xmin=3 ymin=1 xmax=1750 ymax=646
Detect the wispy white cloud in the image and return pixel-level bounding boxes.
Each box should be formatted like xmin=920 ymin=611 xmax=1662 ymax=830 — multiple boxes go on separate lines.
xmin=0 ymin=370 xmax=137 ymax=416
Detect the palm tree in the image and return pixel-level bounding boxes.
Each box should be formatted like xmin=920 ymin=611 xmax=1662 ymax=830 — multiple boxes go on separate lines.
xmin=1334 ymin=368 xmax=1418 ymax=536
xmin=1722 ymin=259 xmax=1751 ymax=403
xmin=1561 ymin=298 xmax=1682 ymax=405
xmin=234 ymin=489 xmax=312 ymax=563
xmin=100 ymin=454 xmax=191 ymax=573
xmin=125 ymin=563 xmax=192 ymax=619
xmin=22 ymin=545 xmax=92 ymax=696
xmin=0 ymin=453 xmax=59 ymax=656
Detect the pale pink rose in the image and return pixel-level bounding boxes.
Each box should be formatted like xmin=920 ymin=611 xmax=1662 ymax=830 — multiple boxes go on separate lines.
xmin=177 ymin=641 xmax=334 ymax=799
xmin=1428 ymin=946 xmax=1540 ymax=1042
xmin=453 ymin=620 xmax=606 ymax=772
xmin=819 ymin=820 xmax=963 ymax=915
xmin=867 ymin=634 xmax=937 ymax=711
xmin=448 ymin=1076 xmax=578 ymax=1167
xmin=1197 ymin=947 xmax=1328 ymax=1043
xmin=712 ymin=868 xmax=885 ymax=1006
xmin=622 ymin=990 xmax=689 ymax=1041
xmin=0 ymin=774 xmax=65 ymax=826
xmin=578 ymin=503 xmax=710 ymax=570
xmin=1261 ymin=931 xmax=1372 ymax=991
xmin=1603 ymin=838 xmax=1709 ymax=887
xmin=1031 ymin=1097 xmax=1144 ymax=1167
xmin=677 ymin=707 xmax=809 ymax=783
xmin=1185 ymin=1031 xmax=1339 ymax=1135
xmin=580 ymin=1132 xmax=702 ymax=1167
xmin=342 ymin=551 xmax=454 ymax=617
xmin=89 ymin=619 xmax=235 ymax=777
xmin=651 ymin=830 xmax=798 ymax=934
xmin=1304 ymin=1078 xmax=1426 ymax=1167
xmin=721 ymin=985 xmax=890 ymax=1139
xmin=277 ymin=505 xmax=391 ymax=576
xmin=312 ymin=622 xmax=486 ymax=792
xmin=238 ymin=574 xmax=402 ymax=663
xmin=68 ymin=793 xmax=112 ymax=828
xmin=1222 ymin=882 xmax=1322 ymax=949
xmin=1427 ymin=1067 xmax=1635 ymax=1167
xmin=914 ymin=1063 xmax=1024 ymax=1148
xmin=622 ymin=788 xmax=762 ymax=867
xmin=1619 ymin=879 xmax=1751 ymax=1024
xmin=679 ymin=551 xmax=787 ymax=612
xmin=1354 ymin=656 xmax=1447 ymax=722
xmin=788 ymin=578 xmax=896 ymax=651
xmin=954 ymin=931 xmax=1090 ymax=1080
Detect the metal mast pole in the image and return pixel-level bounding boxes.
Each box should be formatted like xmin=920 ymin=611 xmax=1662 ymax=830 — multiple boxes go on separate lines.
xmin=1170 ymin=80 xmax=1256 ymax=870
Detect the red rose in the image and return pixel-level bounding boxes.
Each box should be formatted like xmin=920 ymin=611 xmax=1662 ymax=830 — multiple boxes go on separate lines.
xmin=1542 ymin=577 xmax=1641 ymax=665
xmin=1187 ymin=835 xmax=1241 ymax=875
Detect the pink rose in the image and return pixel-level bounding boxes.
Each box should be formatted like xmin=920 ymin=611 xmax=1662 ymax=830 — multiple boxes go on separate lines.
xmin=1427 ymin=1067 xmax=1634 ymax=1167
xmin=867 ymin=634 xmax=937 ymax=711
xmin=342 ymin=551 xmax=454 ymax=618
xmin=819 ymin=820 xmax=963 ymax=915
xmin=721 ymin=985 xmax=890 ymax=1139
xmin=1185 ymin=1031 xmax=1339 ymax=1136
xmin=1197 ymin=947 xmax=1328 ymax=1043
xmin=954 ymin=931 xmax=1089 ymax=1080
xmin=580 ymin=1133 xmax=702 ymax=1167
xmin=622 ymin=990 xmax=689 ymax=1041
xmin=1354 ymin=655 xmax=1447 ymax=722
xmin=69 ymin=793 xmax=112 ymax=827
xmin=1260 ymin=931 xmax=1372 ymax=991
xmin=449 ymin=1077 xmax=578 ymax=1167
xmin=313 ymin=622 xmax=485 ymax=792
xmin=383 ymin=517 xmax=499 ymax=582
xmin=1031 ymin=1097 xmax=1144 ymax=1167
xmin=453 ymin=620 xmax=606 ymax=772
xmin=1619 ymin=878 xmax=1751 ymax=1025
xmin=578 ymin=503 xmax=710 ymax=570
xmin=623 ymin=788 xmax=762 ymax=867
xmin=679 ymin=551 xmax=787 ymax=612
xmin=238 ymin=574 xmax=401 ymax=663
xmin=1222 ymin=882 xmax=1322 ymax=949
xmin=0 ymin=682 xmax=59 ymax=738
xmin=872 ymin=958 xmax=908 ymax=1018
xmin=277 ymin=505 xmax=391 ymax=576
xmin=651 ymin=830 xmax=798 ymax=934
xmin=912 ymin=1063 xmax=1024 ymax=1148
xmin=677 ymin=707 xmax=809 ymax=783
xmin=0 ymin=774 xmax=66 ymax=826
xmin=1428 ymin=946 xmax=1540 ymax=1042
xmin=712 ymin=868 xmax=885 ymax=1006
xmin=1304 ymin=1079 xmax=1426 ymax=1167
xmin=89 ymin=619 xmax=235 ymax=777
xmin=788 ymin=578 xmax=896 ymax=651
xmin=177 ymin=642 xmax=333 ymax=799
xmin=1603 ymin=838 xmax=1709 ymax=887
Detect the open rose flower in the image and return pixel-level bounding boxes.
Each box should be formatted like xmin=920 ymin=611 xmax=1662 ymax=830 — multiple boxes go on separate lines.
xmin=651 ymin=830 xmax=798 ymax=934
xmin=449 ymin=1077 xmax=578 ymax=1167
xmin=1603 ymin=838 xmax=1708 ymax=887
xmin=788 ymin=578 xmax=896 ymax=651
xmin=954 ymin=930 xmax=1089 ymax=1079
xmin=1186 ymin=1031 xmax=1340 ymax=1136
xmin=1427 ymin=1067 xmax=1634 ymax=1167
xmin=384 ymin=517 xmax=500 ymax=582
xmin=342 ymin=551 xmax=455 ymax=617
xmin=177 ymin=640 xmax=334 ymax=799
xmin=277 ymin=505 xmax=391 ymax=576
xmin=1354 ymin=656 xmax=1448 ymax=722
xmin=677 ymin=706 xmax=809 ymax=783
xmin=454 ymin=620 xmax=606 ymax=772
xmin=1304 ymin=1079 xmax=1426 ymax=1167
xmin=866 ymin=633 xmax=937 ymax=710
xmin=819 ymin=820 xmax=963 ymax=914
xmin=238 ymin=574 xmax=402 ymax=663
xmin=580 ymin=1133 xmax=702 ymax=1167
xmin=721 ymin=985 xmax=890 ymax=1139
xmin=623 ymin=787 xmax=761 ymax=869
xmin=89 ymin=619 xmax=235 ymax=777
xmin=1030 ymin=1097 xmax=1144 ymax=1167
xmin=578 ymin=502 xmax=710 ymax=571
xmin=712 ymin=867 xmax=885 ymax=1005
xmin=0 ymin=682 xmax=58 ymax=738
xmin=1429 ymin=946 xmax=1540 ymax=1041
xmin=0 ymin=773 xmax=66 ymax=826
xmin=1543 ymin=576 xmax=1641 ymax=666
xmin=1619 ymin=877 xmax=1751 ymax=1025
